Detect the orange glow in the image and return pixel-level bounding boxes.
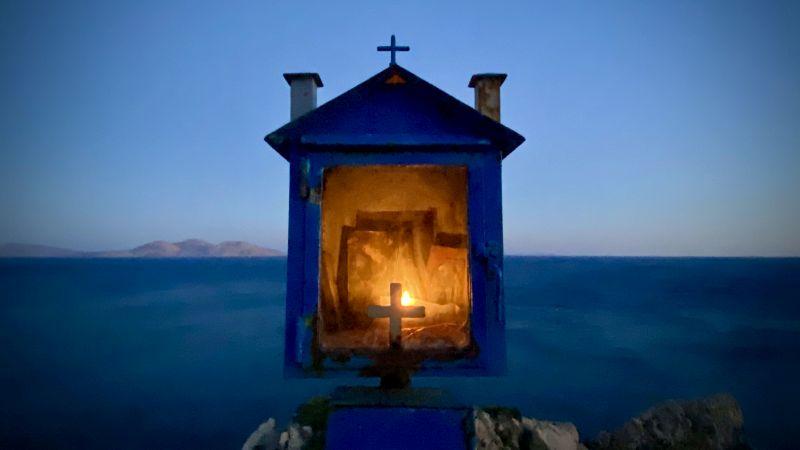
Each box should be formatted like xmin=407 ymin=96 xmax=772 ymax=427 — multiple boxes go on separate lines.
xmin=318 ymin=165 xmax=471 ymax=351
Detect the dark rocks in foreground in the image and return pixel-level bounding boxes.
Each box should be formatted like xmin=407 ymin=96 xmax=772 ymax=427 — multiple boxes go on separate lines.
xmin=586 ymin=393 xmax=749 ymax=450
xmin=243 ymin=394 xmax=748 ymax=450
xmin=244 ymin=397 xmax=329 ymax=450
xmin=475 ymin=406 xmax=586 ymax=450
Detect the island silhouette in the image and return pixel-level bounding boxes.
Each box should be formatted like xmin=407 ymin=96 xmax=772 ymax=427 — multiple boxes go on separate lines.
xmin=0 ymin=239 xmax=283 ymax=258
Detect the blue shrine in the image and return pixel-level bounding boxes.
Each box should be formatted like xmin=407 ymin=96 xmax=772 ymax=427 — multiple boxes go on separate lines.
xmin=266 ymin=36 xmax=525 ymax=383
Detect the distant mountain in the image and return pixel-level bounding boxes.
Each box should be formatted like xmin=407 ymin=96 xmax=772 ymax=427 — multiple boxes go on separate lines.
xmin=211 ymin=241 xmax=281 ymax=257
xmin=129 ymin=240 xmax=183 ymax=258
xmin=0 ymin=243 xmax=84 ymax=258
xmin=0 ymin=240 xmax=283 ymax=258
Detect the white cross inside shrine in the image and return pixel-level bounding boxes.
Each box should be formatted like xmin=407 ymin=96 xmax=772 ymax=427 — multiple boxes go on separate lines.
xmin=367 ymin=282 xmax=426 ymax=349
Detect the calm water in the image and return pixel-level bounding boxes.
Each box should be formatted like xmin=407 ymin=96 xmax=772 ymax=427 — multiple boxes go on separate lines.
xmin=1 ymin=257 xmax=799 ymax=449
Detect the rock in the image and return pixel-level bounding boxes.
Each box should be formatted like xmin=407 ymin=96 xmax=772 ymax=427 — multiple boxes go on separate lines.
xmin=242 ymin=418 xmax=279 ymax=450
xmin=245 ymin=395 xmax=746 ymax=450
xmin=292 ymin=396 xmax=331 ymax=449
xmin=278 ymin=423 xmax=313 ymax=450
xmin=242 ymin=420 xmax=314 ymax=450
xmin=586 ymin=393 xmax=750 ymax=450
xmin=475 ymin=407 xmax=585 ymax=450
xmin=475 ymin=408 xmax=522 ymax=449
xmin=522 ymin=417 xmax=586 ymax=450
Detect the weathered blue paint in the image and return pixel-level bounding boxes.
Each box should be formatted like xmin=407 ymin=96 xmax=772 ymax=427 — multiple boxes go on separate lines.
xmin=326 ymin=407 xmax=470 ymax=450
xmin=266 ymin=65 xmax=524 ymax=160
xmin=267 ymin=65 xmax=523 ymax=378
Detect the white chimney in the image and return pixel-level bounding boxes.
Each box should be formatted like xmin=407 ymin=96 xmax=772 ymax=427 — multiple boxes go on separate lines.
xmin=283 ymin=73 xmax=323 ymax=121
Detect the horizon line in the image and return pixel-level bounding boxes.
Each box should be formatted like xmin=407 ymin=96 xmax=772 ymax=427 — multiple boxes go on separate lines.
xmin=2 ymin=241 xmax=798 ymax=259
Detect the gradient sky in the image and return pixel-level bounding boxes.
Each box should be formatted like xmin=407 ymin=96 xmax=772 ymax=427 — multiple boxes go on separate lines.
xmin=1 ymin=1 xmax=798 ymax=256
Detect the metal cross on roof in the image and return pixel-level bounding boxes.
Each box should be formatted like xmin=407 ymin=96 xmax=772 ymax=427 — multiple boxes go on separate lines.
xmin=377 ymin=34 xmax=410 ymax=66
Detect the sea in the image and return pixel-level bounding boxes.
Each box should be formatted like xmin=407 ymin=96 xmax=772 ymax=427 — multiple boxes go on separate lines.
xmin=1 ymin=257 xmax=798 ymax=449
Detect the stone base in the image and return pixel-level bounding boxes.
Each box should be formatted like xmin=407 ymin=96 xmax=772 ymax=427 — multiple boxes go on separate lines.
xmin=243 ymin=392 xmax=745 ymax=450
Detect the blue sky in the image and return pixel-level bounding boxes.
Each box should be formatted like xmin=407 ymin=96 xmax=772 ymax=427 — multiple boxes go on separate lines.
xmin=1 ymin=0 xmax=798 ymax=256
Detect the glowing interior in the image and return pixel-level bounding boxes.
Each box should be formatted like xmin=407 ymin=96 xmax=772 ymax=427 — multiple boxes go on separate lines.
xmin=318 ymin=165 xmax=470 ymax=352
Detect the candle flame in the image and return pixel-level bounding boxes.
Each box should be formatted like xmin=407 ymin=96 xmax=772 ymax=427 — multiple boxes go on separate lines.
xmin=401 ymin=290 xmax=414 ymax=306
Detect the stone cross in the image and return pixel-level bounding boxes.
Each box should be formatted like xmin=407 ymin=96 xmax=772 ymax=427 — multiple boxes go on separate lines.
xmin=368 ymin=282 xmax=425 ymax=349
xmin=377 ymin=34 xmax=410 ymax=66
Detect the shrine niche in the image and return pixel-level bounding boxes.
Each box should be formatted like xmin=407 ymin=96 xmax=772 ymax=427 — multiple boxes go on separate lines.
xmin=265 ymin=60 xmax=524 ymax=376
xmin=318 ymin=165 xmax=470 ymax=353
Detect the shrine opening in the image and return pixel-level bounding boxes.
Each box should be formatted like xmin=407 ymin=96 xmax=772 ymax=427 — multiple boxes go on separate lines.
xmin=318 ymin=165 xmax=470 ymax=352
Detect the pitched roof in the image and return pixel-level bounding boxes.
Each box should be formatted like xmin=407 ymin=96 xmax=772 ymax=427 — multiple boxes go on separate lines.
xmin=265 ymin=65 xmax=525 ymax=160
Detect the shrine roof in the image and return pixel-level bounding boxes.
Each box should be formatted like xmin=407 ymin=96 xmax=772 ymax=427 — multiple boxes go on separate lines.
xmin=265 ymin=65 xmax=525 ymax=160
